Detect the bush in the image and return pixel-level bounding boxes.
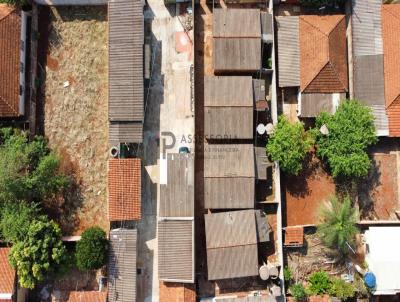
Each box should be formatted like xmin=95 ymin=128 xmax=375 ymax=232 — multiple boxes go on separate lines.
xmin=284 ymin=266 xmax=293 ymax=283
xmin=315 ymin=100 xmax=377 ymax=179
xmin=290 ymin=283 xmax=308 ymax=301
xmin=307 ymin=271 xmax=332 ymax=296
xmin=8 ymin=219 xmax=67 ymax=289
xmin=329 ymin=277 xmax=355 ymax=300
xmin=76 ymin=227 xmax=108 ymax=271
xmin=267 ymin=115 xmax=314 ymax=175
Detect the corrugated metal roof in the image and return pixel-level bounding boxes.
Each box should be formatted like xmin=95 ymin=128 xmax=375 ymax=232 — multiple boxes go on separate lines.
xmin=213 ymin=8 xmax=261 ymax=38
xmin=204 ymin=76 xmax=253 ymax=106
xmin=276 ymin=16 xmax=300 ymax=87
xmin=160 ymin=153 xmax=194 ymax=217
xmin=108 ymin=228 xmax=137 ymax=302
xmin=213 ymin=38 xmax=261 ymax=72
xmin=108 ymin=0 xmax=144 ymax=122
xmin=205 ymin=210 xmax=259 ymax=280
xmin=253 ymin=79 xmax=266 ymax=102
xmin=351 ymin=0 xmax=383 ymax=57
xmin=109 ymin=122 xmax=143 ymax=145
xmin=299 ymin=93 xmax=345 ymax=118
xmin=158 ymin=220 xmax=194 ymax=283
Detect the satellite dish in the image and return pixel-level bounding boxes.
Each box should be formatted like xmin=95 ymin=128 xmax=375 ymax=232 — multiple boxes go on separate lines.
xmin=266 ymin=123 xmax=274 ymax=135
xmin=257 ymin=123 xmax=267 ymax=135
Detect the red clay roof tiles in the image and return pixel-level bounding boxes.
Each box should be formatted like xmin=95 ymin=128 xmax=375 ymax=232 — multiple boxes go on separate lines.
xmin=300 ymin=15 xmax=348 ymax=93
xmin=108 ymin=158 xmax=141 ymax=221
xmin=382 ymin=4 xmax=400 ymax=136
xmin=66 ymin=291 xmax=107 ymax=302
xmin=0 ymin=248 xmax=15 ymax=295
xmin=0 ymin=5 xmax=21 ymax=117
xmin=284 ymin=226 xmax=304 ymax=247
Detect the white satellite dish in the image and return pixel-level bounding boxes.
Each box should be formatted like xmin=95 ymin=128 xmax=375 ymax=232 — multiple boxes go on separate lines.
xmin=257 ymin=123 xmax=267 ymax=135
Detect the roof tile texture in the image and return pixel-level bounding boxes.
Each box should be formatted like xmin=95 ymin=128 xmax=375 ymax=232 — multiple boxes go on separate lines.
xmin=0 ymin=248 xmax=15 ymax=295
xmin=108 ymin=158 xmax=141 ymax=221
xmin=284 ymin=227 xmax=304 ymax=246
xmin=382 ymin=4 xmax=400 ymax=136
xmin=300 ymin=15 xmax=348 ymax=93
xmin=66 ymin=291 xmax=107 ymax=302
xmin=0 ymin=5 xmax=21 ymax=117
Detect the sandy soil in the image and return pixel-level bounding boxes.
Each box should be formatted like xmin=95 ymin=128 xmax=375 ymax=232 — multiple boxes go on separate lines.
xmin=41 ymin=6 xmax=109 ymax=235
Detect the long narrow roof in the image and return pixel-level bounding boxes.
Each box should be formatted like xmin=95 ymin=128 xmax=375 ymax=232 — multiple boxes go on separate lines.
xmin=300 ymin=15 xmax=348 ymax=93
xmin=382 ymin=4 xmax=400 ymax=137
xmin=158 ymin=220 xmax=194 ymax=283
xmin=108 ymin=0 xmax=143 ymax=122
xmin=205 ymin=210 xmax=259 ymax=280
xmin=213 ymin=8 xmax=261 ymax=38
xmin=109 ymin=122 xmax=143 ymax=145
xmin=108 ymin=228 xmax=137 ymax=302
xmin=0 ymin=5 xmax=21 ymax=117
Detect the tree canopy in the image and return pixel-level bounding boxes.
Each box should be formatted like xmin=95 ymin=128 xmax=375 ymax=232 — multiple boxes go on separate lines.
xmin=76 ymin=227 xmax=108 ymax=271
xmin=317 ymin=196 xmax=359 ymax=253
xmin=266 ymin=115 xmax=314 ymax=175
xmin=315 ymin=100 xmax=377 ymax=179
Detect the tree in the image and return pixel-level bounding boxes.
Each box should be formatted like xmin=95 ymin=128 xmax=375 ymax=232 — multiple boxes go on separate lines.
xmin=76 ymin=227 xmax=108 ymax=271
xmin=267 ymin=115 xmax=314 ymax=175
xmin=315 ymin=100 xmax=377 ymax=179
xmin=0 ymin=0 xmax=28 ymax=6
xmin=307 ymin=271 xmax=332 ymax=296
xmin=8 ymin=219 xmax=67 ymax=289
xmin=317 ymin=196 xmax=359 ymax=253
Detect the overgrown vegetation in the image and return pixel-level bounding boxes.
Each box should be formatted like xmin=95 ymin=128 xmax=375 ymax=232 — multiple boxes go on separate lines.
xmin=0 ymin=0 xmax=27 ymax=6
xmin=307 ymin=271 xmax=332 ymax=296
xmin=290 ymin=283 xmax=308 ymax=301
xmin=314 ymin=100 xmax=377 ymax=179
xmin=317 ymin=196 xmax=359 ymax=253
xmin=329 ymin=277 xmax=355 ymax=300
xmin=284 ymin=266 xmax=293 ymax=283
xmin=267 ymin=115 xmax=314 ymax=175
xmin=76 ymin=227 xmax=108 ymax=271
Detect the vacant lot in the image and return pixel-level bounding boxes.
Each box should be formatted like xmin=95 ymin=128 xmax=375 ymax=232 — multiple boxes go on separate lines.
xmin=41 ymin=6 xmax=109 ymax=235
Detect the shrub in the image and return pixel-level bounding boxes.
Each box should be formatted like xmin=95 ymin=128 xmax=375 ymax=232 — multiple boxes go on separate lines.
xmin=329 ymin=277 xmax=355 ymax=300
xmin=76 ymin=227 xmax=108 ymax=271
xmin=307 ymin=271 xmax=332 ymax=296
xmin=317 ymin=196 xmax=359 ymax=253
xmin=8 ymin=219 xmax=67 ymax=289
xmin=315 ymin=100 xmax=377 ymax=179
xmin=284 ymin=266 xmax=293 ymax=283
xmin=267 ymin=115 xmax=314 ymax=175
xmin=290 ymin=283 xmax=308 ymax=301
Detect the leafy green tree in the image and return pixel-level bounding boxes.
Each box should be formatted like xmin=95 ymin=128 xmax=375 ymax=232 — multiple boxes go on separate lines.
xmin=328 ymin=277 xmax=355 ymax=299
xmin=8 ymin=219 xmax=67 ymax=289
xmin=317 ymin=196 xmax=359 ymax=253
xmin=307 ymin=271 xmax=332 ymax=296
xmin=76 ymin=227 xmax=108 ymax=271
xmin=267 ymin=115 xmax=314 ymax=175
xmin=0 ymin=0 xmax=28 ymax=6
xmin=290 ymin=283 xmax=308 ymax=301
xmin=315 ymin=100 xmax=377 ymax=179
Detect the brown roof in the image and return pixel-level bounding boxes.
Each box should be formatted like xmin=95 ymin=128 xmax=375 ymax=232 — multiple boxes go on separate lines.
xmin=0 ymin=5 xmax=21 ymax=117
xmin=66 ymin=291 xmax=107 ymax=302
xmin=299 ymin=15 xmax=348 ymax=93
xmin=382 ymin=5 xmax=400 ymax=137
xmin=213 ymin=9 xmax=261 ymax=38
xmin=0 ymin=248 xmax=15 ymax=295
xmin=284 ymin=226 xmax=304 ymax=247
xmin=159 ymin=282 xmax=196 ymax=302
xmin=108 ymin=158 xmax=141 ymax=221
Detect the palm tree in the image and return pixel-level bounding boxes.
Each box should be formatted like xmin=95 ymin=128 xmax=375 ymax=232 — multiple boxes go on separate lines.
xmin=317 ymin=196 xmax=359 ymax=253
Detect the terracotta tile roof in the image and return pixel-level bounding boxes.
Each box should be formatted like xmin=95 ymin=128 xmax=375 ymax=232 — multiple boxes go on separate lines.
xmin=66 ymin=291 xmax=107 ymax=302
xmin=284 ymin=226 xmax=304 ymax=247
xmin=0 ymin=248 xmax=15 ymax=295
xmin=382 ymin=5 xmax=400 ymax=137
xmin=0 ymin=5 xmax=21 ymax=117
xmin=108 ymin=158 xmax=141 ymax=221
xmin=159 ymin=282 xmax=196 ymax=302
xmin=300 ymin=15 xmax=348 ymax=93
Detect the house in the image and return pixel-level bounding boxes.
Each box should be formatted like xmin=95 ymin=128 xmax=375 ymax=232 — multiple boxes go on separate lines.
xmin=204 ymin=210 xmax=259 ymax=280
xmin=213 ymin=8 xmax=261 ymax=73
xmin=108 ymin=158 xmax=141 ymax=221
xmin=158 ymin=153 xmax=194 ymax=283
xmin=0 ymin=5 xmax=28 ymax=118
xmin=66 ymin=291 xmax=106 ymax=302
xmin=108 ymin=228 xmax=137 ymax=302
xmin=204 ymin=143 xmax=255 ymax=209
xmin=204 ymin=76 xmax=254 ymax=140
xmin=108 ymin=0 xmax=144 ymax=145
xmin=277 ymin=14 xmax=348 ymax=117
xmin=0 ymin=248 xmax=27 ymax=302
xmin=351 ymin=0 xmax=388 ymax=136
xmin=381 ymin=4 xmax=400 ymax=137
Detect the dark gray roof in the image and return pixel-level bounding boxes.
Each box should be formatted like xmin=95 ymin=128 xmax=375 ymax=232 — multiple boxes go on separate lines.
xmin=253 ymin=79 xmax=266 ymax=103
xmin=213 ymin=38 xmax=261 ymax=72
xmin=158 ymin=219 xmax=194 ymax=283
xmin=204 ymin=144 xmax=255 ymax=209
xmin=205 ymin=210 xmax=259 ymax=280
xmin=160 ymin=153 xmax=194 ymax=217
xmin=254 ymin=146 xmax=272 ymax=180
xmin=204 ymin=76 xmax=254 ymax=139
xmin=108 ymin=228 xmax=137 ymax=302
xmin=109 ymin=122 xmax=143 ymax=145
xmin=276 ymin=16 xmax=300 ymax=87
xmin=108 ymin=0 xmax=144 ymax=122
xmin=299 ymin=93 xmax=345 ymax=118
xmin=213 ymin=8 xmax=261 ymax=38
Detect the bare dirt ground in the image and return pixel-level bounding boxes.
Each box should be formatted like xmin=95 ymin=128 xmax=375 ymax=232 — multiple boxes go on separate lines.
xmin=39 ymin=6 xmax=109 ymax=235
